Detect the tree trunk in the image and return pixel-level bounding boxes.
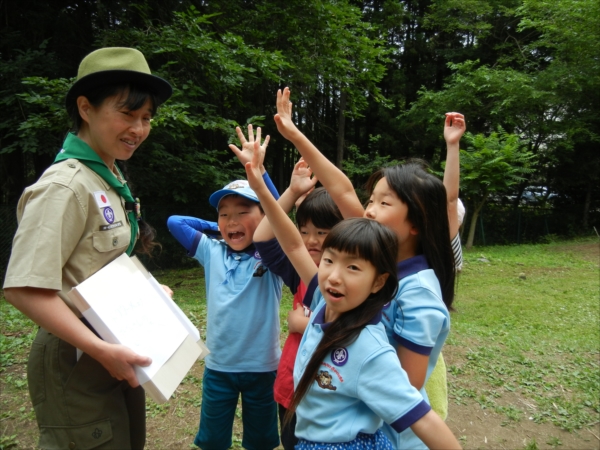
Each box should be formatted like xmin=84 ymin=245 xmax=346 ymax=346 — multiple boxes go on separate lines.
xmin=465 ymin=198 xmax=487 ymax=249
xmin=336 ymin=90 xmax=347 ymax=169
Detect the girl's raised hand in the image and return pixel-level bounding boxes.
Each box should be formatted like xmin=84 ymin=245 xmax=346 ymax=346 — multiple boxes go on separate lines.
xmin=444 ymin=112 xmax=466 ymax=145
xmin=229 ymin=124 xmax=270 ymax=172
xmin=290 ymin=158 xmax=318 ymax=199
xmin=244 ymin=140 xmax=269 ymax=195
xmin=274 ymin=87 xmax=300 ymax=141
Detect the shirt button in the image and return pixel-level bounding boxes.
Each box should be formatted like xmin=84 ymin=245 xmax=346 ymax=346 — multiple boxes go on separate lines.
xmin=67 ymin=163 xmax=76 ymax=168
xmin=234 ymin=256 xmax=240 ymax=260
xmin=112 ymin=237 xmax=118 ymax=246
xmin=302 ymin=350 xmax=307 ymax=356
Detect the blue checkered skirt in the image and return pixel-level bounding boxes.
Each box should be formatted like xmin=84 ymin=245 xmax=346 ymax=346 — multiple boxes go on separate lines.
xmin=295 ymin=430 xmax=393 ymax=449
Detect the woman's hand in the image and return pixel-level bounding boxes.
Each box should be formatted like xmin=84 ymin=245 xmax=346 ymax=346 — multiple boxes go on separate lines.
xmin=95 ymin=341 xmax=152 ymax=388
xmin=161 ymin=284 xmax=173 ymax=298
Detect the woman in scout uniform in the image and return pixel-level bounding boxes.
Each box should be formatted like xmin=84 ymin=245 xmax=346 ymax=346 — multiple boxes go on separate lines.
xmin=3 ymin=47 xmax=172 ymax=450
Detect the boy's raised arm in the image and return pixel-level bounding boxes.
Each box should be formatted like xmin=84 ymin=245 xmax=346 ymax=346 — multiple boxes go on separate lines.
xmin=274 ymin=87 xmax=364 ymax=219
xmin=245 ymin=141 xmax=318 ymax=287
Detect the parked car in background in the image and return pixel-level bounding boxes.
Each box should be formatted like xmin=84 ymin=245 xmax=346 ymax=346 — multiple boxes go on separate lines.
xmin=520 ymin=186 xmax=558 ymax=205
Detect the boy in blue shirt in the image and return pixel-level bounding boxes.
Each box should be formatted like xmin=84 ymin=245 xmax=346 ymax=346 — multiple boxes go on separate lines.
xmin=168 ymin=174 xmax=282 ymax=450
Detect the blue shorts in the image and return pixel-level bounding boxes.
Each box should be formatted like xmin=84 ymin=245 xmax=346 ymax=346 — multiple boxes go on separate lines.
xmin=295 ymin=430 xmax=393 ymax=450
xmin=194 ymin=368 xmax=279 ymax=450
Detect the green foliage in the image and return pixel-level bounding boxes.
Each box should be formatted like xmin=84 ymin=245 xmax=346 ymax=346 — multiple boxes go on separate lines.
xmin=460 ymin=127 xmax=535 ymax=201
xmin=459 ymin=127 xmax=535 ymax=247
xmin=342 ymin=134 xmax=399 ymax=197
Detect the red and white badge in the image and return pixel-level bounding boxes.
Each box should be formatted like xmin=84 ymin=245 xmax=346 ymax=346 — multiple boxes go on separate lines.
xmin=93 ymin=191 xmax=112 ymax=208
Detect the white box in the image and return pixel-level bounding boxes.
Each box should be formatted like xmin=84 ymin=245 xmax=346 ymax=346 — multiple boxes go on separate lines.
xmin=68 ymin=254 xmax=209 ymax=403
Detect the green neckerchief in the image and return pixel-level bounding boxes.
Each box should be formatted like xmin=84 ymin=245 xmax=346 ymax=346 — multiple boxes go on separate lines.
xmin=54 ymin=133 xmax=138 ymax=255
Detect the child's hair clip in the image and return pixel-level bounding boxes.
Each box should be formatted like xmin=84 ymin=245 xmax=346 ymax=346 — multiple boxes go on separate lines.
xmin=134 ymin=197 xmax=142 ymax=221
xmin=125 ymin=199 xmax=142 ymax=221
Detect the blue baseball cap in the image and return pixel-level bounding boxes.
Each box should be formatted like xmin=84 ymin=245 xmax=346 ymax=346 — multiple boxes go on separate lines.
xmin=209 ymin=180 xmax=259 ymax=209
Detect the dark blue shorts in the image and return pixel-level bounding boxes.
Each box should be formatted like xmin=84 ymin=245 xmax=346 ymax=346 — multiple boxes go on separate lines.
xmin=194 ymin=368 xmax=279 ymax=450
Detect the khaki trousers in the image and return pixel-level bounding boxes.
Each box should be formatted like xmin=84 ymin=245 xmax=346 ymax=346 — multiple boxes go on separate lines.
xmin=27 ymin=328 xmax=146 ymax=449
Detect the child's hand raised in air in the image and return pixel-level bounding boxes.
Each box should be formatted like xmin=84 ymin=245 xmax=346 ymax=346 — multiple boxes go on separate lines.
xmin=290 ymin=158 xmax=318 ymax=201
xmin=229 ymin=124 xmax=270 ymax=173
xmin=274 ymin=87 xmax=301 ymax=141
xmin=444 ymin=112 xmax=466 ymax=145
xmin=244 ymin=140 xmax=269 ymax=196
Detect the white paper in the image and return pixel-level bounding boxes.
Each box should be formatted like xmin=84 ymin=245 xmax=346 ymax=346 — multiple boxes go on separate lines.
xmin=74 ymin=254 xmax=188 ymax=381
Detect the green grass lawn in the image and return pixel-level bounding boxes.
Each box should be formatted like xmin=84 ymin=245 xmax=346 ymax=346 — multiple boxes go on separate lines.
xmin=1 ymin=238 xmax=598 ymax=449
xmin=445 ymin=239 xmax=599 ymax=447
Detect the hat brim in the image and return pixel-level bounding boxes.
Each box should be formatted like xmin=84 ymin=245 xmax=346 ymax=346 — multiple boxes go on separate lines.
xmin=209 ymin=190 xmax=260 ymax=209
xmin=65 ymin=70 xmax=173 ymax=109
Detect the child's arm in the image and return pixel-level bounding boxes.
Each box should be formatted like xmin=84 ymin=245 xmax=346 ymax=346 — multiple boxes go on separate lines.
xmin=411 ymin=410 xmax=461 ymax=449
xmin=274 ymin=87 xmax=364 ymax=219
xmin=245 ymin=140 xmax=317 ymax=287
xmin=287 ymin=303 xmax=310 ymax=334
xmin=443 ymin=112 xmax=466 ymax=239
xmin=397 ymin=347 xmax=429 ymax=390
xmin=229 ymin=124 xmax=280 ymax=200
xmin=254 ymin=158 xmax=318 ymax=243
xmin=167 ymin=216 xmax=219 ymax=255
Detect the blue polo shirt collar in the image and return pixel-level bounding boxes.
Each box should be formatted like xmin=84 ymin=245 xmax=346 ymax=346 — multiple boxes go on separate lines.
xmin=226 ymin=243 xmax=257 ymax=258
xmin=313 ymin=303 xmax=383 ymax=331
xmin=397 ymin=254 xmax=429 ymax=280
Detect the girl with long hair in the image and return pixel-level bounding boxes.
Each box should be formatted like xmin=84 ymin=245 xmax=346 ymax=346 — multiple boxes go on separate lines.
xmin=273 ymin=87 xmax=456 ymax=448
xmin=243 ymin=143 xmax=461 ymax=449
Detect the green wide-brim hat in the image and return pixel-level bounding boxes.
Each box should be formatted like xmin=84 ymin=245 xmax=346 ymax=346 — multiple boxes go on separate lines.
xmin=65 ymin=47 xmax=173 ymax=108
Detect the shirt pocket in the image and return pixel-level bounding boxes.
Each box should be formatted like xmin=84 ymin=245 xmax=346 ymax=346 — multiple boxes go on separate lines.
xmin=91 ymin=226 xmax=130 ymax=253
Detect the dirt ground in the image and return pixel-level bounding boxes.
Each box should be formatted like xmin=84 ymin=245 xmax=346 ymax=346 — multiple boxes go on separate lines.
xmin=2 ymin=241 xmax=599 ymax=449
xmin=2 ymin=357 xmax=599 ymax=450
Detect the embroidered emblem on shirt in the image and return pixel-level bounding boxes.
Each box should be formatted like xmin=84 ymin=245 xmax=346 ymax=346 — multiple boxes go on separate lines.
xmin=254 ymin=250 xmax=261 ymax=260
xmin=331 ymin=347 xmax=349 ymax=366
xmin=103 ymin=207 xmax=115 ymax=224
xmin=315 ymin=370 xmax=337 ymax=390
xmin=253 ymin=264 xmax=268 ymax=277
xmin=99 ymin=221 xmax=123 ymax=231
xmin=93 ymin=191 xmax=111 ymax=208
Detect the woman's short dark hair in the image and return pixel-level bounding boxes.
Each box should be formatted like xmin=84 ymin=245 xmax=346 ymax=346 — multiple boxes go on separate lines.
xmin=67 ymin=82 xmax=159 ymax=133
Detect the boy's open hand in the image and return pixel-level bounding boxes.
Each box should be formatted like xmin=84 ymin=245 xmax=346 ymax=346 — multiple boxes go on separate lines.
xmin=229 ymin=125 xmax=270 ymax=173
xmin=444 ymin=112 xmax=466 ymax=145
xmin=274 ymin=87 xmax=300 ymax=141
xmin=290 ymin=158 xmax=318 ymax=199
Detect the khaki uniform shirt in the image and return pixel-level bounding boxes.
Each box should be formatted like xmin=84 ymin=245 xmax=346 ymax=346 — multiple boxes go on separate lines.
xmin=4 ymin=158 xmax=133 ymax=316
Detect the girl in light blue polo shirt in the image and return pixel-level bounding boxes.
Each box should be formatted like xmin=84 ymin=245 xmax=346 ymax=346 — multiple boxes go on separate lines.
xmin=243 ymin=146 xmax=462 ymax=449
xmin=272 ymin=87 xmax=457 ymax=448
